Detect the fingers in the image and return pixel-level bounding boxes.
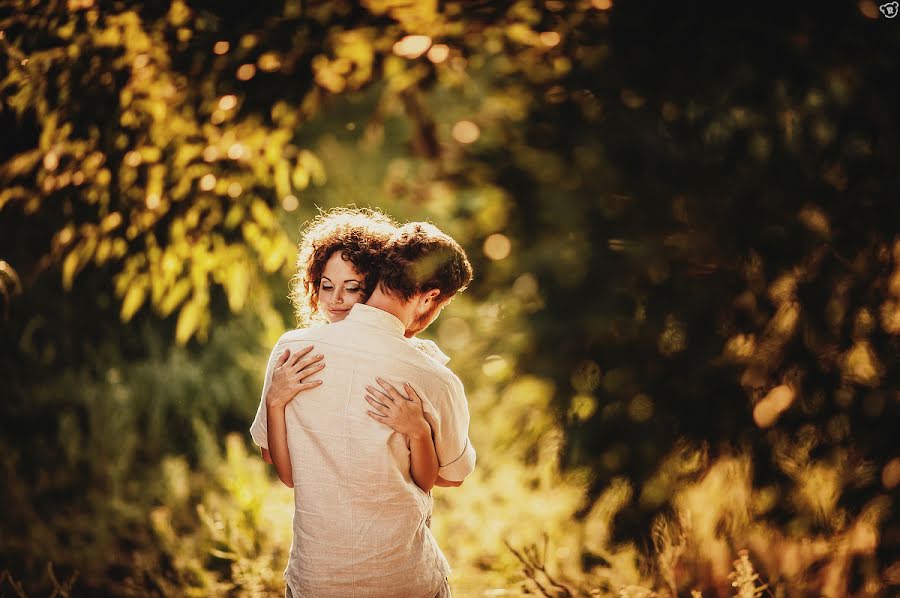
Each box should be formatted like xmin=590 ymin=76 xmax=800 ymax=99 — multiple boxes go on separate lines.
xmin=375 ymin=377 xmax=409 ymax=402
xmin=293 ymin=353 xmax=324 ymax=375
xmin=365 ymin=394 xmax=390 ymax=412
xmin=294 ymin=380 xmax=323 ymax=392
xmin=294 ymin=359 xmax=326 ymax=381
xmin=276 ymin=349 xmax=291 ymax=367
xmin=366 ymin=410 xmax=389 ymax=423
xmin=289 ymin=345 xmax=315 ymax=367
xmin=403 ymin=382 xmax=421 ymax=403
xmin=366 ymin=383 xmax=394 ymax=404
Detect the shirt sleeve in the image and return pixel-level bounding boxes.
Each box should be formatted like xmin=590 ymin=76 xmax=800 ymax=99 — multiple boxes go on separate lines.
xmin=423 ymin=373 xmax=476 ymax=482
xmin=249 ymin=342 xmax=282 ymax=450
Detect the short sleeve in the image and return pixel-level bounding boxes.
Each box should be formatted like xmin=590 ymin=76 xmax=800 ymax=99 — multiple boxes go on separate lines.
xmin=421 ymin=374 xmax=476 ymax=482
xmin=249 ymin=342 xmax=282 ymax=450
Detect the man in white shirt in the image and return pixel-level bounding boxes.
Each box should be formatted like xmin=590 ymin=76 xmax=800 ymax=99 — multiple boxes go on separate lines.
xmin=250 ymin=222 xmax=475 ymax=597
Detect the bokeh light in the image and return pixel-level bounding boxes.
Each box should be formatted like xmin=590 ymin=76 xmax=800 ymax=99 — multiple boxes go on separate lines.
xmin=227 ymin=143 xmax=246 ymax=160
xmin=236 ymin=63 xmax=256 ymax=80
xmin=258 ymin=52 xmax=282 ymax=72
xmin=427 ymin=44 xmax=450 ymax=63
xmin=199 ymin=174 xmax=216 ymax=191
xmin=452 ymin=120 xmax=480 ymax=144
xmin=218 ymin=95 xmax=238 ymax=111
xmin=483 ymin=233 xmax=511 ymax=260
xmin=202 ymin=146 xmax=219 ymax=162
xmin=392 ymin=35 xmax=431 ymax=59
xmin=540 ymin=31 xmax=561 ymax=47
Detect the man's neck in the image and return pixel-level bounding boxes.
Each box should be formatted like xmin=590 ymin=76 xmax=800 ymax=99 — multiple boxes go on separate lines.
xmin=365 ymin=288 xmax=413 ymax=333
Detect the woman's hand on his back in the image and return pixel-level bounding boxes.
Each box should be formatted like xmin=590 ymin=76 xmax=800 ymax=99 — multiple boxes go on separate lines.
xmin=364 ymin=378 xmax=431 ymax=440
xmin=265 ymin=346 xmax=325 ymax=410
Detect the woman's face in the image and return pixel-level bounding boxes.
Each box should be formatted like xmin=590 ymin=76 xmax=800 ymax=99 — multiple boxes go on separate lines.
xmin=318 ymin=251 xmax=366 ymax=323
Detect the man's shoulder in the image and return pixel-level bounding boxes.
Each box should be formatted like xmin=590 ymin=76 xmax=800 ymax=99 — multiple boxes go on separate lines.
xmin=396 ymin=343 xmax=465 ymax=394
xmin=274 ymin=325 xmax=326 ymax=346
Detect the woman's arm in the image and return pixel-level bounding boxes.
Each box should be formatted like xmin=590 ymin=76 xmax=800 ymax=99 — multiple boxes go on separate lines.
xmin=365 ymin=379 xmax=439 ymax=493
xmin=265 ymin=346 xmax=326 ymax=487
xmin=266 ymin=401 xmax=293 ymax=487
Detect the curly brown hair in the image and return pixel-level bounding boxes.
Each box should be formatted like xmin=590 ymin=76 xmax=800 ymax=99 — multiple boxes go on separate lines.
xmin=377 ymin=222 xmax=473 ymax=301
xmin=290 ymin=207 xmax=398 ymax=325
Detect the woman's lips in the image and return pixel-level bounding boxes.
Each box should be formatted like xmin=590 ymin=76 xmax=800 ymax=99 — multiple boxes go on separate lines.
xmin=328 ymin=307 xmax=349 ymax=314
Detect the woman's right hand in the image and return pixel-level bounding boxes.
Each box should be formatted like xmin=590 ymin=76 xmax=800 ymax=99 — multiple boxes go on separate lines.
xmin=265 ymin=345 xmax=325 ymax=410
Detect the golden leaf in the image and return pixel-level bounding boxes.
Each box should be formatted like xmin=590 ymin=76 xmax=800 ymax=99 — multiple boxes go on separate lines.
xmin=120 ymin=281 xmax=146 ymax=321
xmin=224 ymin=261 xmax=250 ymax=312
xmin=275 ymin=161 xmax=291 ymax=198
xmin=159 ymin=278 xmax=192 ymax=317
xmin=175 ymin=298 xmax=201 ymax=344
xmin=250 ymin=200 xmax=275 ymax=229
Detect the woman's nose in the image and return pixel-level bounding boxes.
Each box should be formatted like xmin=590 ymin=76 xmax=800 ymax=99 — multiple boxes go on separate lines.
xmin=333 ymin=291 xmax=344 ymax=304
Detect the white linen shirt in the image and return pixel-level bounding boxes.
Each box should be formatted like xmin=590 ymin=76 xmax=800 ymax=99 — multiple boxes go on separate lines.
xmin=249 ymin=304 xmax=476 ymax=598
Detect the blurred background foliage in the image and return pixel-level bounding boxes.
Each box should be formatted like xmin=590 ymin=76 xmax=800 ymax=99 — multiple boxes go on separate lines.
xmin=2 ymin=0 xmax=899 ymax=596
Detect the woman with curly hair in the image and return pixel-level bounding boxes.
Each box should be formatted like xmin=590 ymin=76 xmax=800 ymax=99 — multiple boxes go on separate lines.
xmin=289 ymin=207 xmax=397 ymax=327
xmin=259 ymin=207 xmax=445 ymax=496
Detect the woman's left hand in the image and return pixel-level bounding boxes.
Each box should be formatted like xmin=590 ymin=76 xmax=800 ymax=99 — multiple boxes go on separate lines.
xmin=365 ymin=378 xmax=431 ymax=441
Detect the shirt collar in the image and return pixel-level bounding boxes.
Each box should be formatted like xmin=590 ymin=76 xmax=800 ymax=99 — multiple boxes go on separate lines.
xmin=345 ymin=303 xmax=406 ymax=336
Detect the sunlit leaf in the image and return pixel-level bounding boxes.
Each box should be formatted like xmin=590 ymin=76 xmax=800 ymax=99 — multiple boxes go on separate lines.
xmin=175 ymin=297 xmax=201 ymax=344
xmin=159 ymin=278 xmax=192 ymax=317
xmin=120 ymin=281 xmax=147 ymax=321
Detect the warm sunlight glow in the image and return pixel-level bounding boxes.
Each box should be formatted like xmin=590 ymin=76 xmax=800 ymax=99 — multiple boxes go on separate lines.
xmin=199 ymin=174 xmax=216 ymax=191
xmin=258 ymin=52 xmax=282 ymax=72
xmin=753 ymin=384 xmax=795 ymax=428
xmin=218 ymin=95 xmax=238 ymax=111
xmin=202 ymin=146 xmax=219 ymax=162
xmin=452 ymin=120 xmax=480 ymax=144
xmin=282 ymin=195 xmax=299 ymax=211
xmin=227 ymin=143 xmax=246 ymax=160
xmin=483 ymin=233 xmax=511 ymax=260
xmin=236 ymin=64 xmax=256 ymax=81
xmin=213 ymin=40 xmax=230 ymax=54
xmin=427 ymin=44 xmax=450 ymax=63
xmin=540 ymin=32 xmax=560 ymax=47
xmin=124 ymin=151 xmax=142 ymax=167
xmin=393 ymin=35 xmax=432 ymax=59
xmin=43 ymin=152 xmax=59 ymax=171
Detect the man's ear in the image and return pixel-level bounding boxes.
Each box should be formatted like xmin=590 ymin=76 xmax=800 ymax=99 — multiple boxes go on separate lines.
xmin=423 ymin=288 xmax=441 ymax=304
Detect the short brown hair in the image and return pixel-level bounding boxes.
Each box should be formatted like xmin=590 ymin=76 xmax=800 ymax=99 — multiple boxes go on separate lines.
xmin=290 ymin=207 xmax=397 ymax=325
xmin=377 ymin=222 xmax=473 ymax=301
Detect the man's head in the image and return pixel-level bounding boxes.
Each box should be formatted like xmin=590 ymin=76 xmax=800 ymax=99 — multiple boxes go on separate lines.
xmin=376 ymin=222 xmax=473 ymax=335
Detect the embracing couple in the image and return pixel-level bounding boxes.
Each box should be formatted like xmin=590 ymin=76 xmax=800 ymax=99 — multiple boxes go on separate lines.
xmin=250 ymin=208 xmax=476 ymax=597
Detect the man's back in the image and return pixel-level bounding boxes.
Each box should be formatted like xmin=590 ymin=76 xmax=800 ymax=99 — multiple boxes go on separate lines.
xmin=250 ymin=305 xmax=474 ymax=598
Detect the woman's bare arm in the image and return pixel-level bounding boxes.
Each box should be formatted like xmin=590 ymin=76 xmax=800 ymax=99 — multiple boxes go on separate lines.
xmin=364 ymin=379 xmax=439 ymax=493
xmin=265 ymin=346 xmax=326 ymax=487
